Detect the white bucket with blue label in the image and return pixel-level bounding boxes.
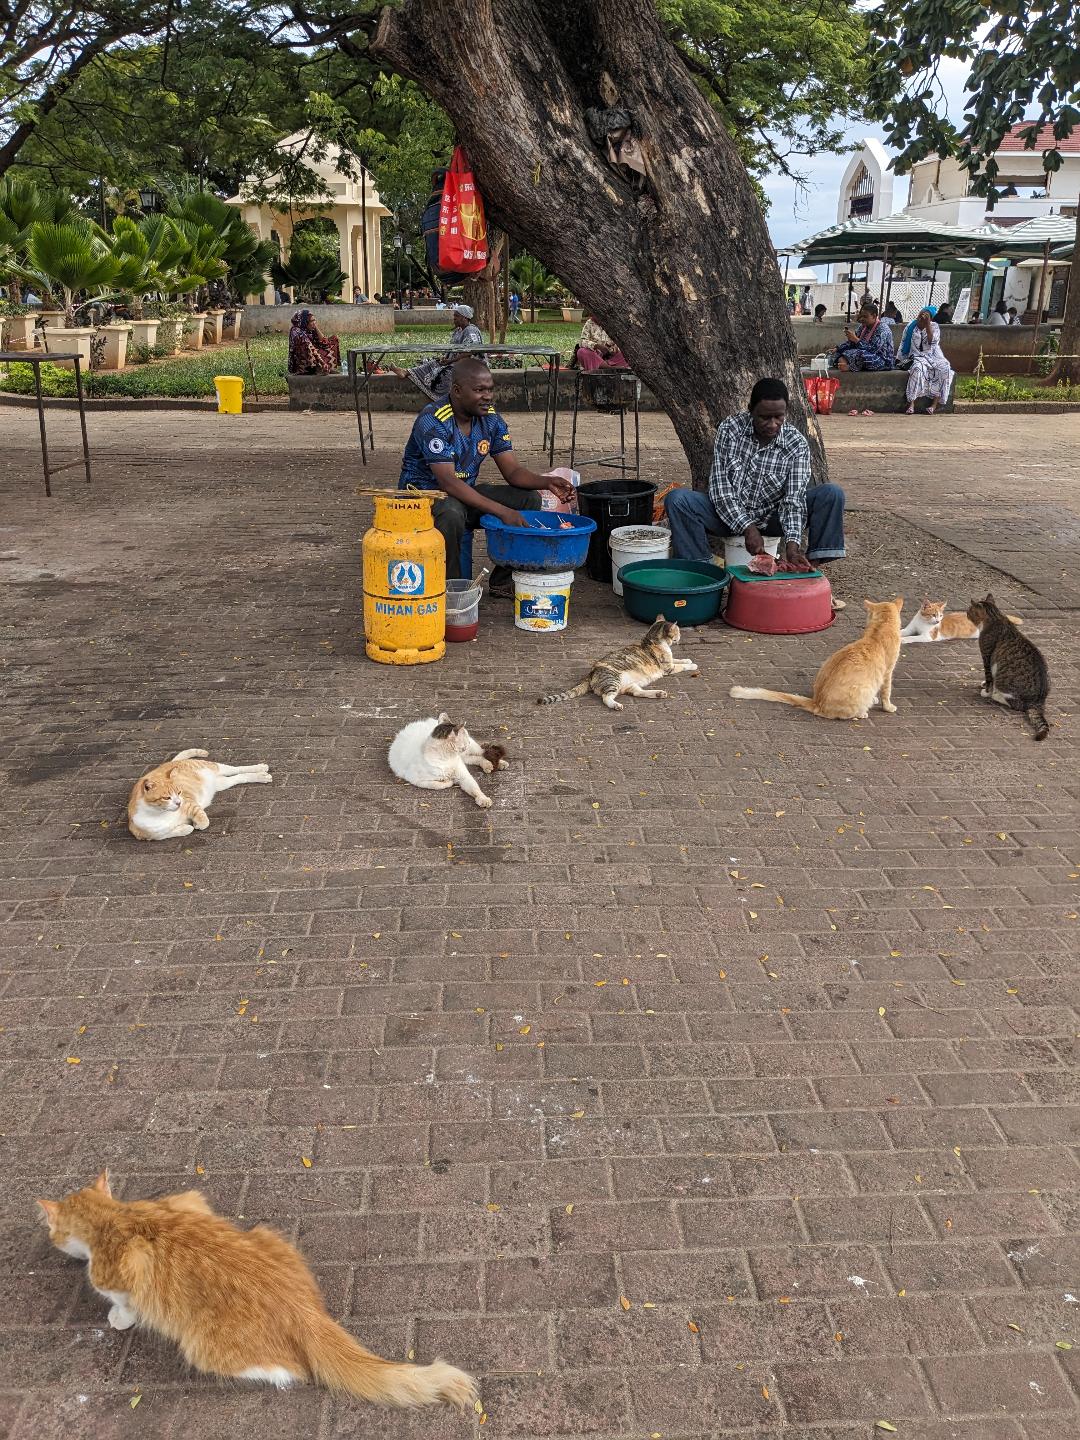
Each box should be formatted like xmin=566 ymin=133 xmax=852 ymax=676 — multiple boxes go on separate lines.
xmin=512 ymin=569 xmax=574 ymax=633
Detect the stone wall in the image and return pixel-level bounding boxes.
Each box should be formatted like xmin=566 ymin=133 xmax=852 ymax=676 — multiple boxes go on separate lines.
xmin=239 ymin=303 xmax=394 ymax=337
xmin=287 ymin=369 xmax=663 ymax=413
xmin=792 ymin=317 xmax=1059 ymax=375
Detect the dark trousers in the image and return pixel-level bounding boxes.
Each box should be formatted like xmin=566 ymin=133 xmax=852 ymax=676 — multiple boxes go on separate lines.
xmin=434 ymin=484 xmax=542 ymax=582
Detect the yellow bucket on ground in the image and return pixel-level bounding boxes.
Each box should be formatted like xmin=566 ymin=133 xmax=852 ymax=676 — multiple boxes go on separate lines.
xmin=362 ymin=492 xmax=446 ymax=664
xmin=214 ymin=375 xmax=244 ymax=414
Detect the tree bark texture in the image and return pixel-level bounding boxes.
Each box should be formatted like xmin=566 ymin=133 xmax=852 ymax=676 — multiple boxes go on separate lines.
xmin=372 ymin=0 xmax=824 ymax=489
xmin=1042 ymin=207 xmax=1079 ymax=387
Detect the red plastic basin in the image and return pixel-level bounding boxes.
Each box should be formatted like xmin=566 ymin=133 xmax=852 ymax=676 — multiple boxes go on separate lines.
xmin=724 ymin=572 xmax=834 ymax=634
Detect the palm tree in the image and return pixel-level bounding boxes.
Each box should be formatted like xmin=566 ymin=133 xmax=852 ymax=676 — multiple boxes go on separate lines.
xmin=509 ymin=255 xmax=564 ymax=307
xmin=106 ymin=215 xmax=194 ymax=318
xmin=271 ymin=248 xmax=346 ymax=303
xmin=172 ymin=193 xmax=275 ymax=302
xmin=0 ymin=178 xmax=49 ymax=303
xmin=22 ymin=221 xmax=121 ymax=325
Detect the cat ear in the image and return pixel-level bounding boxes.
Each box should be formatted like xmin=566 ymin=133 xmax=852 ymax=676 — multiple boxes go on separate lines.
xmin=36 ymin=1199 xmax=59 ymax=1225
xmin=143 ymin=778 xmax=153 ymax=791
xmin=437 ymin=712 xmax=451 ymax=724
xmin=92 ymin=1169 xmax=112 ymax=1197
xmin=984 ymin=592 xmax=996 ymax=606
xmin=655 ymin=613 xmax=665 ymax=624
xmin=862 ymin=599 xmax=873 ymax=612
xmin=893 ymin=596 xmax=904 ymax=610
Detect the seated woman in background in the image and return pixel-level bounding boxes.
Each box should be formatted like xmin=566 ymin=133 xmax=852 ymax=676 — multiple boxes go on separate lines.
xmin=904 ymin=309 xmax=953 ymax=416
xmin=288 ymin=310 xmax=341 ymax=374
xmin=829 ymin=301 xmax=895 ymax=372
xmin=574 ymin=316 xmax=628 ymax=371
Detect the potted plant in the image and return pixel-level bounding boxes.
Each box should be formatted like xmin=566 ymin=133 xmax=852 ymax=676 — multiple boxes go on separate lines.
xmin=561 ymin=299 xmax=584 ymax=323
xmin=145 ymin=300 xmax=186 ymax=354
xmin=23 ymin=221 xmax=118 ymax=368
xmin=0 ymin=300 xmax=36 ymax=351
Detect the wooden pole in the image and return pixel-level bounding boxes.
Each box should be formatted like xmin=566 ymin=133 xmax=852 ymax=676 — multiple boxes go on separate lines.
xmin=877 ymin=246 xmax=888 ymax=309
xmin=1029 ymin=240 xmax=1051 ymax=372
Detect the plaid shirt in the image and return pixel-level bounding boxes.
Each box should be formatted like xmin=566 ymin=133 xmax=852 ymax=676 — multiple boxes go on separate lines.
xmin=707 ymin=413 xmax=810 ymax=541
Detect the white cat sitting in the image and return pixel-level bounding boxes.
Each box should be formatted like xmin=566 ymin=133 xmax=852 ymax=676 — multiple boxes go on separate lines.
xmin=388 ymin=714 xmax=508 ymax=809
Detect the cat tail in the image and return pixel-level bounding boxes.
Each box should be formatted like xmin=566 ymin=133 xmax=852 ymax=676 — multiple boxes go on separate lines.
xmin=171 ymin=748 xmax=209 ymax=761
xmin=537 ymin=679 xmax=589 ymax=705
xmin=729 ymin=685 xmax=818 ymax=713
xmin=1024 ymin=704 xmax=1050 ymax=742
xmin=306 ymin=1316 xmax=477 ymax=1409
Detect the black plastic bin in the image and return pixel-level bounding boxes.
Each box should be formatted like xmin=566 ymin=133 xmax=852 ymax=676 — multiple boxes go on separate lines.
xmin=576 ymin=480 xmax=657 ymax=584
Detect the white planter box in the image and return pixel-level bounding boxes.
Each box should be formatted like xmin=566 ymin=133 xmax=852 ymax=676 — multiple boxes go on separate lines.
xmin=129 ymin=319 xmax=160 ymax=352
xmin=96 ymin=324 xmax=132 ymax=370
xmin=41 ymin=326 xmax=95 ymax=368
xmin=1 ymin=314 xmax=37 ymax=351
xmin=183 ymin=314 xmax=208 ymax=351
xmin=204 ymin=309 xmax=227 ymax=344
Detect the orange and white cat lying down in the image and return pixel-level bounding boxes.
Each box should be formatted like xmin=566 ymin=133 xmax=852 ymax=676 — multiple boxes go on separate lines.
xmin=37 ymin=1172 xmax=476 ymax=1408
xmin=128 ymin=749 xmax=272 ymax=840
xmin=900 ymin=597 xmax=1021 ymax=644
xmin=730 ymin=596 xmax=903 ymax=721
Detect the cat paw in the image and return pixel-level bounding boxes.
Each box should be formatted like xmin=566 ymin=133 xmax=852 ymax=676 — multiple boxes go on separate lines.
xmin=882 ymin=701 xmax=897 ymax=713
xmin=497 ymin=758 xmax=509 ymax=770
xmin=193 ymin=814 xmax=210 ymax=830
xmin=474 ymin=794 xmax=493 ymax=809
xmin=479 ymin=760 xmax=494 ymax=774
xmin=108 ymin=1305 xmax=136 ymax=1331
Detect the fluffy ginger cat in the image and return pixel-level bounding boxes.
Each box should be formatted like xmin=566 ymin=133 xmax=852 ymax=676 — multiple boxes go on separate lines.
xmin=388 ymin=714 xmax=508 ymax=809
xmin=37 ymin=1172 xmax=476 ymax=1408
xmin=128 ymin=749 xmax=271 ymax=840
xmin=901 ymin=597 xmax=1021 ymax=644
xmin=730 ymin=596 xmax=904 ymax=721
xmin=537 ymin=616 xmax=698 ymax=710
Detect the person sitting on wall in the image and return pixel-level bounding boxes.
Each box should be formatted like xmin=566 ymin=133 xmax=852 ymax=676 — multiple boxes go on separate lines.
xmin=829 ymin=301 xmax=895 ymax=371
xmin=573 ymin=315 xmax=628 ymax=371
xmin=387 ymin=303 xmax=484 ymax=401
xmin=988 ymin=300 xmax=1010 ymax=326
xmin=398 ymin=357 xmax=574 ymax=594
xmin=813 ymin=303 xmax=827 ymax=323
xmin=287 ymin=309 xmax=341 ymax=375
xmin=935 ymin=302 xmax=954 ymax=325
xmin=662 ymin=378 xmax=847 ymax=606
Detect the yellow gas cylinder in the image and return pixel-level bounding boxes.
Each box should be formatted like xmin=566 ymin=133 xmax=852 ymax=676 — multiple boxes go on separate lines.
xmin=363 ymin=492 xmax=446 ymax=664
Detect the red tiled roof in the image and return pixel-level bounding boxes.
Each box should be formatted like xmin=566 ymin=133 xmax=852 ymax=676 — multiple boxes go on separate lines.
xmin=997 ymin=123 xmax=1080 ymax=154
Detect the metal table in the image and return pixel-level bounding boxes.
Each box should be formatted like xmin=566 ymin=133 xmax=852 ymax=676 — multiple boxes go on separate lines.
xmin=345 ymin=344 xmax=562 ymax=468
xmin=0 ymin=350 xmax=92 ymax=496
xmin=569 ymin=368 xmax=641 ymax=481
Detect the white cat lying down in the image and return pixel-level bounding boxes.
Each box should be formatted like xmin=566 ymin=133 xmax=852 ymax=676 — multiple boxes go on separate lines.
xmin=388 ymin=714 xmax=508 ymax=809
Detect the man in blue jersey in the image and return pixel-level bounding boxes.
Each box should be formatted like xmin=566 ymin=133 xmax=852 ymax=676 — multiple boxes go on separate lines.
xmin=399 ymin=356 xmax=573 ymax=588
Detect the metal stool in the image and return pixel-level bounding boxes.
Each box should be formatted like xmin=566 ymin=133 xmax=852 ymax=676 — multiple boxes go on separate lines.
xmin=569 ymin=368 xmax=641 ymax=481
xmin=0 ymin=350 xmax=92 ymax=496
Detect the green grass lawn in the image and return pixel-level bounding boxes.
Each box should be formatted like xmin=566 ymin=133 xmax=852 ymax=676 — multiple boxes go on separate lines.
xmin=0 ymin=322 xmax=581 ymax=401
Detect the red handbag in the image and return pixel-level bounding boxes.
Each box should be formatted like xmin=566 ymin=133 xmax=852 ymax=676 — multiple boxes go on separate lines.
xmin=438 ymin=147 xmax=489 ymax=275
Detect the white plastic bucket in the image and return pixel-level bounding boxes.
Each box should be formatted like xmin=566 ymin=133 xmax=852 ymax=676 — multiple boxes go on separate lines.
xmin=513 ymin=570 xmax=574 ymax=633
xmin=608 ymin=524 xmax=671 ymax=596
xmin=722 ymin=534 xmax=781 ymax=569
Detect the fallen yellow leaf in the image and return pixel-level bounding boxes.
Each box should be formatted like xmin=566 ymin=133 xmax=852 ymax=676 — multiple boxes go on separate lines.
xmin=777 ymin=1296 xmax=791 ymax=1304
xmin=301 ymin=1156 xmax=312 ymax=1168
xmin=761 ymin=1385 xmax=770 ymax=1400
xmin=195 ymin=1164 xmax=205 ymax=1176
xmin=878 ymin=1007 xmax=887 ymax=1017
xmin=687 ymin=1320 xmax=699 ymax=1333
xmin=620 ymin=1296 xmax=631 ymax=1311
xmin=564 ymin=1204 xmax=574 ymax=1215
xmin=66 ymin=1057 xmax=80 ymax=1064
xmin=486 ymin=1202 xmax=501 ymax=1213
xmin=1057 ymin=1340 xmax=1073 ymax=1350
xmin=518 ymin=1025 xmax=531 ymax=1035
xmin=570 ymin=1110 xmax=585 ymax=1119
xmin=1008 ymin=1323 xmax=1022 ymax=1332
xmin=495 ymin=1043 xmax=504 ymax=1052
xmin=130 ymin=1393 xmax=142 ymax=1409
xmin=875 ymin=1426 xmax=897 ymax=1435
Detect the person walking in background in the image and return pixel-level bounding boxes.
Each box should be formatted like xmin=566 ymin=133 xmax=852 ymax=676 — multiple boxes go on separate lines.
xmin=509 ymin=291 xmax=523 ymax=324
xmin=904 ymin=309 xmax=954 ymax=415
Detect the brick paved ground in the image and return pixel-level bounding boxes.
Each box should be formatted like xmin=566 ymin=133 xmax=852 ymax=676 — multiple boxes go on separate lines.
xmin=0 ymin=405 xmax=1077 ymax=1440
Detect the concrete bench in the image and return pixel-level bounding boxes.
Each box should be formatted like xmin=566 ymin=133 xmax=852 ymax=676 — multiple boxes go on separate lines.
xmin=800 ymin=366 xmax=954 ymax=414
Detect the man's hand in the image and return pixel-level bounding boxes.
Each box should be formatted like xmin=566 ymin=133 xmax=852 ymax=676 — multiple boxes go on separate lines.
xmin=501 ymin=508 xmax=533 ymax=528
xmin=544 ymin=475 xmax=575 ymax=502
xmin=744 ymin=524 xmax=765 ymax=556
xmin=784 ymin=541 xmax=813 ymax=573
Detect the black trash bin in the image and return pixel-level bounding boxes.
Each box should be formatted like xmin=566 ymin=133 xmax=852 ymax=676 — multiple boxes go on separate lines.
xmin=576 ymin=480 xmax=657 ymax=584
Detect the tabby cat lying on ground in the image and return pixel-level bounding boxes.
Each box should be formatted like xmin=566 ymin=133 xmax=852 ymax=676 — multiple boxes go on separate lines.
xmin=37 ymin=1172 xmax=476 ymax=1408
xmin=537 ymin=616 xmax=698 ymax=710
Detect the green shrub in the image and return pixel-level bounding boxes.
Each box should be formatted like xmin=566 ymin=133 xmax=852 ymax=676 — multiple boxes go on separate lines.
xmin=0 ymin=360 xmax=76 ymax=397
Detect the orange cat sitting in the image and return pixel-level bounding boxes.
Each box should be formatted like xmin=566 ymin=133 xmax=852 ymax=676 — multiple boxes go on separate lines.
xmin=127 ymin=748 xmax=272 ymax=841
xmin=37 ymin=1172 xmax=476 ymax=1408
xmin=900 ymin=597 xmax=1021 ymax=644
xmin=730 ymin=596 xmax=904 ymax=721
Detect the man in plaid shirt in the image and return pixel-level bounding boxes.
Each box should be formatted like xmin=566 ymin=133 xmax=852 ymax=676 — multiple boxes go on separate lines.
xmin=664 ymin=378 xmax=846 ymax=575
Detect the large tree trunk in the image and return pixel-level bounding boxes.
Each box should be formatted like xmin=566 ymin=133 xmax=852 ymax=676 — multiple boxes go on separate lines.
xmin=1041 ymin=206 xmax=1080 ymax=387
xmin=372 ymin=0 xmax=823 ymax=488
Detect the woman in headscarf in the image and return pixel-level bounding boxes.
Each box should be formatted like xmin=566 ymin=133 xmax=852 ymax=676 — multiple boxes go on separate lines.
xmin=897 ymin=304 xmax=937 ymax=366
xmin=388 ymin=303 xmax=484 ymax=400
xmin=904 ymin=309 xmax=953 ymax=415
xmin=574 ymin=316 xmax=627 ymax=371
xmin=287 ymin=310 xmax=341 ymax=374
xmin=829 ymin=301 xmax=895 ymax=372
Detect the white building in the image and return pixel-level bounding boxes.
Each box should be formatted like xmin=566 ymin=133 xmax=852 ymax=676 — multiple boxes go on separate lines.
xmin=226 ymin=132 xmax=391 ymax=305
xmin=905 ymin=124 xmax=1080 ymax=229
xmin=832 ymin=138 xmax=895 ymax=294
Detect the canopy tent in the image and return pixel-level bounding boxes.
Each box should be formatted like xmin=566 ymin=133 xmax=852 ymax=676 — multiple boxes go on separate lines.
xmin=789 ymin=214 xmax=1013 ymax=268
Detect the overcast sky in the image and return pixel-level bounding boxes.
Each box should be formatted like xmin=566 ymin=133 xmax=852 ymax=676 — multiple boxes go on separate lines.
xmin=762 ymin=58 xmax=976 ymax=253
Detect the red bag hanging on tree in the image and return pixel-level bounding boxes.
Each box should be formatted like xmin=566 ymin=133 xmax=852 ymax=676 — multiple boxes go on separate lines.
xmin=438 ymin=147 xmax=489 ymax=275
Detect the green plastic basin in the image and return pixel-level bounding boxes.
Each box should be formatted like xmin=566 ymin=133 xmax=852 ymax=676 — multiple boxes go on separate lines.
xmin=617 ymin=558 xmax=731 ymax=625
